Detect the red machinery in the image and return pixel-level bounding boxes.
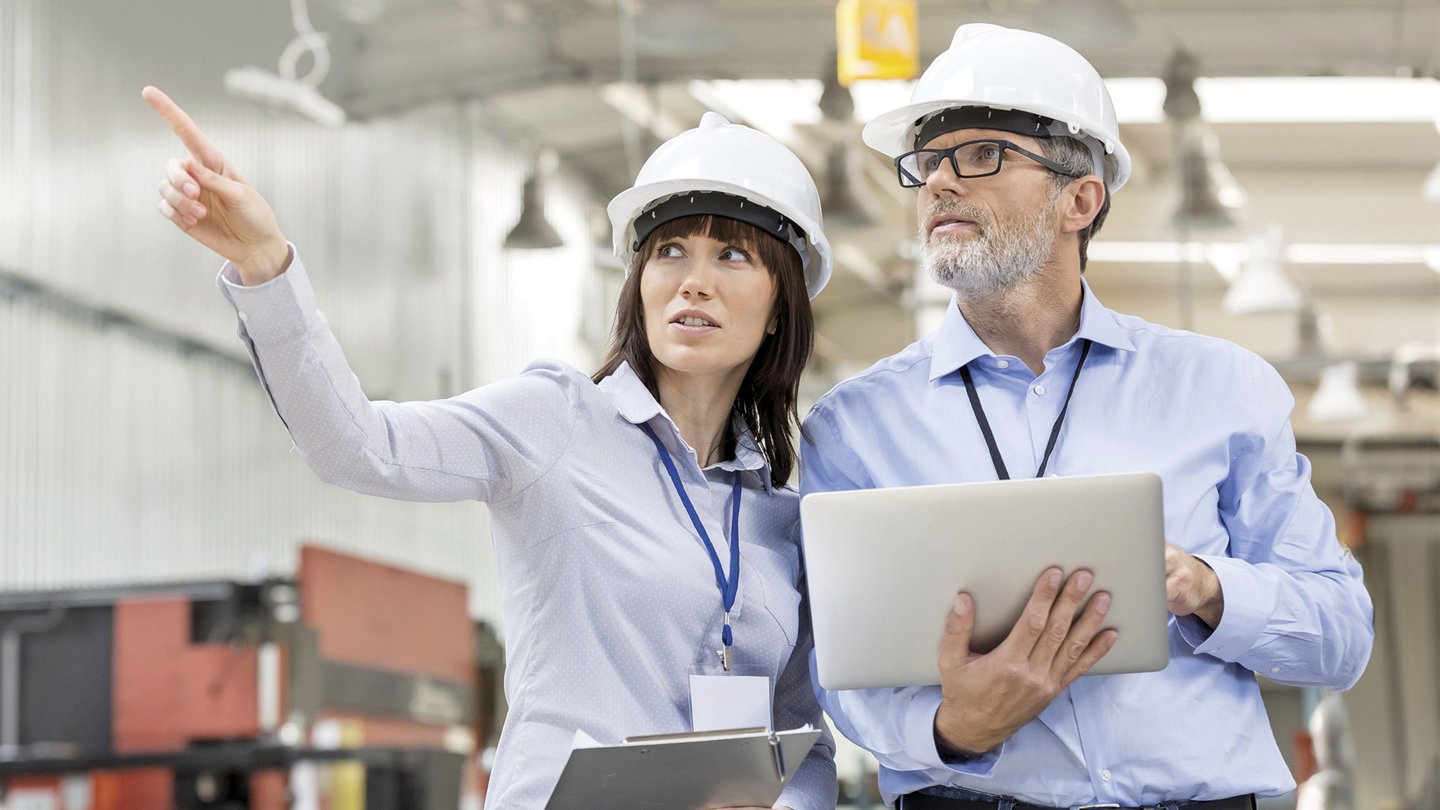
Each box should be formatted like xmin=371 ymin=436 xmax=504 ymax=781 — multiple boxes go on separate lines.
xmin=0 ymin=545 xmax=503 ymax=809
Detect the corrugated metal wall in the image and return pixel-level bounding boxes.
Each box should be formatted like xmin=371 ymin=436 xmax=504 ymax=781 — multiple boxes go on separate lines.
xmin=0 ymin=0 xmax=603 ymax=631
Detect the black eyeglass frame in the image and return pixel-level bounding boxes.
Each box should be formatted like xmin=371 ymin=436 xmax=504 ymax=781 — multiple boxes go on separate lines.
xmin=893 ymin=138 xmax=1083 ymax=188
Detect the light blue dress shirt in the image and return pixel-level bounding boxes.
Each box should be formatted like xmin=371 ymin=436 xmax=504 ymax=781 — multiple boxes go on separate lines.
xmin=800 ymin=283 xmax=1373 ymax=808
xmin=217 ymin=251 xmax=837 ymax=810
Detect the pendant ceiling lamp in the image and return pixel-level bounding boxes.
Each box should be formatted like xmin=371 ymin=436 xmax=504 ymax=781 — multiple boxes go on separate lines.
xmin=504 ymin=168 xmax=563 ymax=251
xmin=820 ymin=145 xmax=874 ymax=228
xmin=1164 ymin=50 xmax=1245 ymax=230
xmin=224 ymin=0 xmax=346 ymax=127
xmin=1223 ymin=228 xmax=1304 ymax=316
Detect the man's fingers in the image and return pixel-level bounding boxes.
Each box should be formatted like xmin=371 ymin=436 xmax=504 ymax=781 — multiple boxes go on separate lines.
xmin=1062 ymin=627 xmax=1119 ymax=685
xmin=1029 ymin=569 xmax=1095 ymax=668
xmin=1000 ymin=567 xmax=1063 ymax=653
xmin=1164 ymin=543 xmax=1182 ymax=572
xmin=1050 ymin=590 xmax=1111 ymax=680
xmin=142 ymin=86 xmax=225 ymax=169
xmin=938 ymin=593 xmax=975 ymax=673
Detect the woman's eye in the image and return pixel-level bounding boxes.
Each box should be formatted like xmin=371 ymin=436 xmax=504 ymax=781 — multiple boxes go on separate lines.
xmin=655 ymin=243 xmax=683 ymax=258
xmin=719 ymin=247 xmax=751 ymax=263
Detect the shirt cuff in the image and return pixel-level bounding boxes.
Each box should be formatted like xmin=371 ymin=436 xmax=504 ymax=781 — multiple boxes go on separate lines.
xmin=905 ymin=688 xmax=1002 ymax=776
xmin=1180 ymin=554 xmax=1273 ymax=661
xmin=215 ymin=244 xmax=322 ymax=343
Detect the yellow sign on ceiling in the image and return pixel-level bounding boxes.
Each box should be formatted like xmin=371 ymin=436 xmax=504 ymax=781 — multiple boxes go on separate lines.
xmin=836 ymin=0 xmax=919 ymax=87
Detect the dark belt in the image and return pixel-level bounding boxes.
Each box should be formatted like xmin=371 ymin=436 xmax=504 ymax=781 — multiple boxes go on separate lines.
xmin=897 ymin=792 xmax=1256 ymax=810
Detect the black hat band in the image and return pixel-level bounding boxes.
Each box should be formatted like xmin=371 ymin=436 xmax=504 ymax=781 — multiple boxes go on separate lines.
xmin=915 ymin=106 xmax=1057 ymax=149
xmin=631 ymin=191 xmax=809 ymax=268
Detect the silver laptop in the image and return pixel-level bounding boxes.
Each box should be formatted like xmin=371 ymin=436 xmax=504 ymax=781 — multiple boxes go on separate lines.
xmin=800 ymin=472 xmax=1171 ymax=691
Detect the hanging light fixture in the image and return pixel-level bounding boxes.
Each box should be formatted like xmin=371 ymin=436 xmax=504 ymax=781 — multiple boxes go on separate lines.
xmin=224 ymin=0 xmax=346 ymax=127
xmin=1173 ymin=134 xmax=1243 ymax=229
xmin=1307 ymin=362 xmax=1369 ymax=423
xmin=504 ymin=165 xmax=563 ymax=250
xmin=818 ymin=50 xmax=855 ymax=124
xmin=820 ymin=144 xmax=874 ymax=228
xmin=1164 ymin=50 xmax=1245 ymax=230
xmin=1223 ymin=227 xmax=1303 ymax=315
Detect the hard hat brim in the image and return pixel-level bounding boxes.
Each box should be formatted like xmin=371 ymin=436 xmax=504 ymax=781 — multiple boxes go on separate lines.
xmin=608 ymin=178 xmax=833 ymax=299
xmin=862 ymin=99 xmax=1132 ymax=192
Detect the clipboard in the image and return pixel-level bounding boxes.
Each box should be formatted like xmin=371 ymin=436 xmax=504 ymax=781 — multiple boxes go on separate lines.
xmin=543 ymin=725 xmax=821 ymax=810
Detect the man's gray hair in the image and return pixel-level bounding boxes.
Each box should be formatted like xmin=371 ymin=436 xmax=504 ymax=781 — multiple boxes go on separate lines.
xmin=1037 ymin=136 xmax=1110 ymax=272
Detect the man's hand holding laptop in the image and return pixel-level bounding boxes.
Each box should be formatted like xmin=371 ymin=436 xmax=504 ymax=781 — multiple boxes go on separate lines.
xmin=931 ymin=566 xmax=1117 ymax=759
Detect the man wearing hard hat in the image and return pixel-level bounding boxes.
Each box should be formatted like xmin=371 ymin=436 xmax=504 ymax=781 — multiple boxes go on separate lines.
xmin=801 ymin=24 xmax=1374 ymax=810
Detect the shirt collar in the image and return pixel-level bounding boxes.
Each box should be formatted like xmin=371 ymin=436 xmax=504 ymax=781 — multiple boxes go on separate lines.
xmin=597 ymin=361 xmax=775 ymax=492
xmin=927 ymin=279 xmax=1136 ymax=381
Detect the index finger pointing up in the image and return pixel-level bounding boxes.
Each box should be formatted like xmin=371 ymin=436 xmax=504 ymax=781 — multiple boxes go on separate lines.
xmin=141 ymin=85 xmax=225 ymax=170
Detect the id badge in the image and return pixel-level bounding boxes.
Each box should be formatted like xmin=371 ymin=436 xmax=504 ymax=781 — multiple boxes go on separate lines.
xmin=689 ymin=655 xmax=772 ymax=732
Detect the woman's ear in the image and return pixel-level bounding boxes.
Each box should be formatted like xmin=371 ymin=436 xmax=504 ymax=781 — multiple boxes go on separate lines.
xmin=1060 ymin=175 xmax=1106 ymax=235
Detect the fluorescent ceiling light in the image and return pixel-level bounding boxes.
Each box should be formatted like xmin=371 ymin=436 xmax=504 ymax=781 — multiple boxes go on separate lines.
xmin=688 ymin=80 xmax=821 ymax=141
xmin=688 ymin=77 xmax=1440 ymax=139
xmin=1089 ymin=241 xmax=1440 ymax=272
xmin=1107 ymin=77 xmax=1440 ymax=124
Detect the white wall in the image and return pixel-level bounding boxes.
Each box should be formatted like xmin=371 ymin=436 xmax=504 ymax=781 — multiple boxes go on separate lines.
xmin=0 ymin=0 xmax=605 ymax=633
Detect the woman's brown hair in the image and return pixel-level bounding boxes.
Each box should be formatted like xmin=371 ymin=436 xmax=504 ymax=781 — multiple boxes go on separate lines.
xmin=593 ymin=214 xmax=814 ymax=488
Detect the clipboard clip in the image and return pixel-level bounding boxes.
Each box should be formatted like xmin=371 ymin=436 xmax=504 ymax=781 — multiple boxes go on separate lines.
xmin=767 ymin=729 xmax=786 ymax=781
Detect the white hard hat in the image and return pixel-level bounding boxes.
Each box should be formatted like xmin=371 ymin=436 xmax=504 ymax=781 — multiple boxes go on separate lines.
xmin=861 ymin=23 xmax=1131 ymax=192
xmin=608 ymin=111 xmax=833 ymax=299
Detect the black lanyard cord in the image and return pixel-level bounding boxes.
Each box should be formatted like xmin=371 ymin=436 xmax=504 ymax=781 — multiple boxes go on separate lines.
xmin=958 ymin=339 xmax=1092 ymax=480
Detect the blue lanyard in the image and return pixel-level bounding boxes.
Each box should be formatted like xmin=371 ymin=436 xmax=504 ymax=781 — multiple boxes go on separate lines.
xmin=640 ymin=422 xmax=742 ymax=670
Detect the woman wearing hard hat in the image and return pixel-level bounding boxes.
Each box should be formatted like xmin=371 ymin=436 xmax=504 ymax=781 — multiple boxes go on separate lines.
xmin=143 ymin=88 xmax=836 ymax=810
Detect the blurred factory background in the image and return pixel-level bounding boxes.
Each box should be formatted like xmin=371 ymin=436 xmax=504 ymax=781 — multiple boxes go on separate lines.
xmin=0 ymin=0 xmax=1437 ymax=808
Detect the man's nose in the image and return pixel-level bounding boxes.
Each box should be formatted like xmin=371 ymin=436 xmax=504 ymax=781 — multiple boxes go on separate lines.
xmin=924 ymin=153 xmax=969 ymax=196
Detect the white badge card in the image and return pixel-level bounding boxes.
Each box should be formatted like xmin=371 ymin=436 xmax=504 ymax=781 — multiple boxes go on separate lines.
xmin=689 ymin=673 xmax=771 ymax=732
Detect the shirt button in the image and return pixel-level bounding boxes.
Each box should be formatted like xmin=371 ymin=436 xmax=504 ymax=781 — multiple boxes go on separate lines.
xmin=1033 ymin=384 xmax=1047 ymax=396
xmin=1272 ymin=666 xmax=1281 ymax=673
xmin=1101 ymin=768 xmax=1112 ymax=782
xmin=237 ymin=310 xmax=249 ymax=323
xmin=996 ymin=359 xmax=1010 ymax=369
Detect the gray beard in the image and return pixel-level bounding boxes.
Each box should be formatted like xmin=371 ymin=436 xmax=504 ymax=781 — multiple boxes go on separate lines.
xmin=919 ymin=196 xmax=1059 ymax=298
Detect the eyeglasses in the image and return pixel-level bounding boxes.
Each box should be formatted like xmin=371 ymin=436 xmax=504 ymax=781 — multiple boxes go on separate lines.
xmin=893 ymin=139 xmax=1081 ymax=188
